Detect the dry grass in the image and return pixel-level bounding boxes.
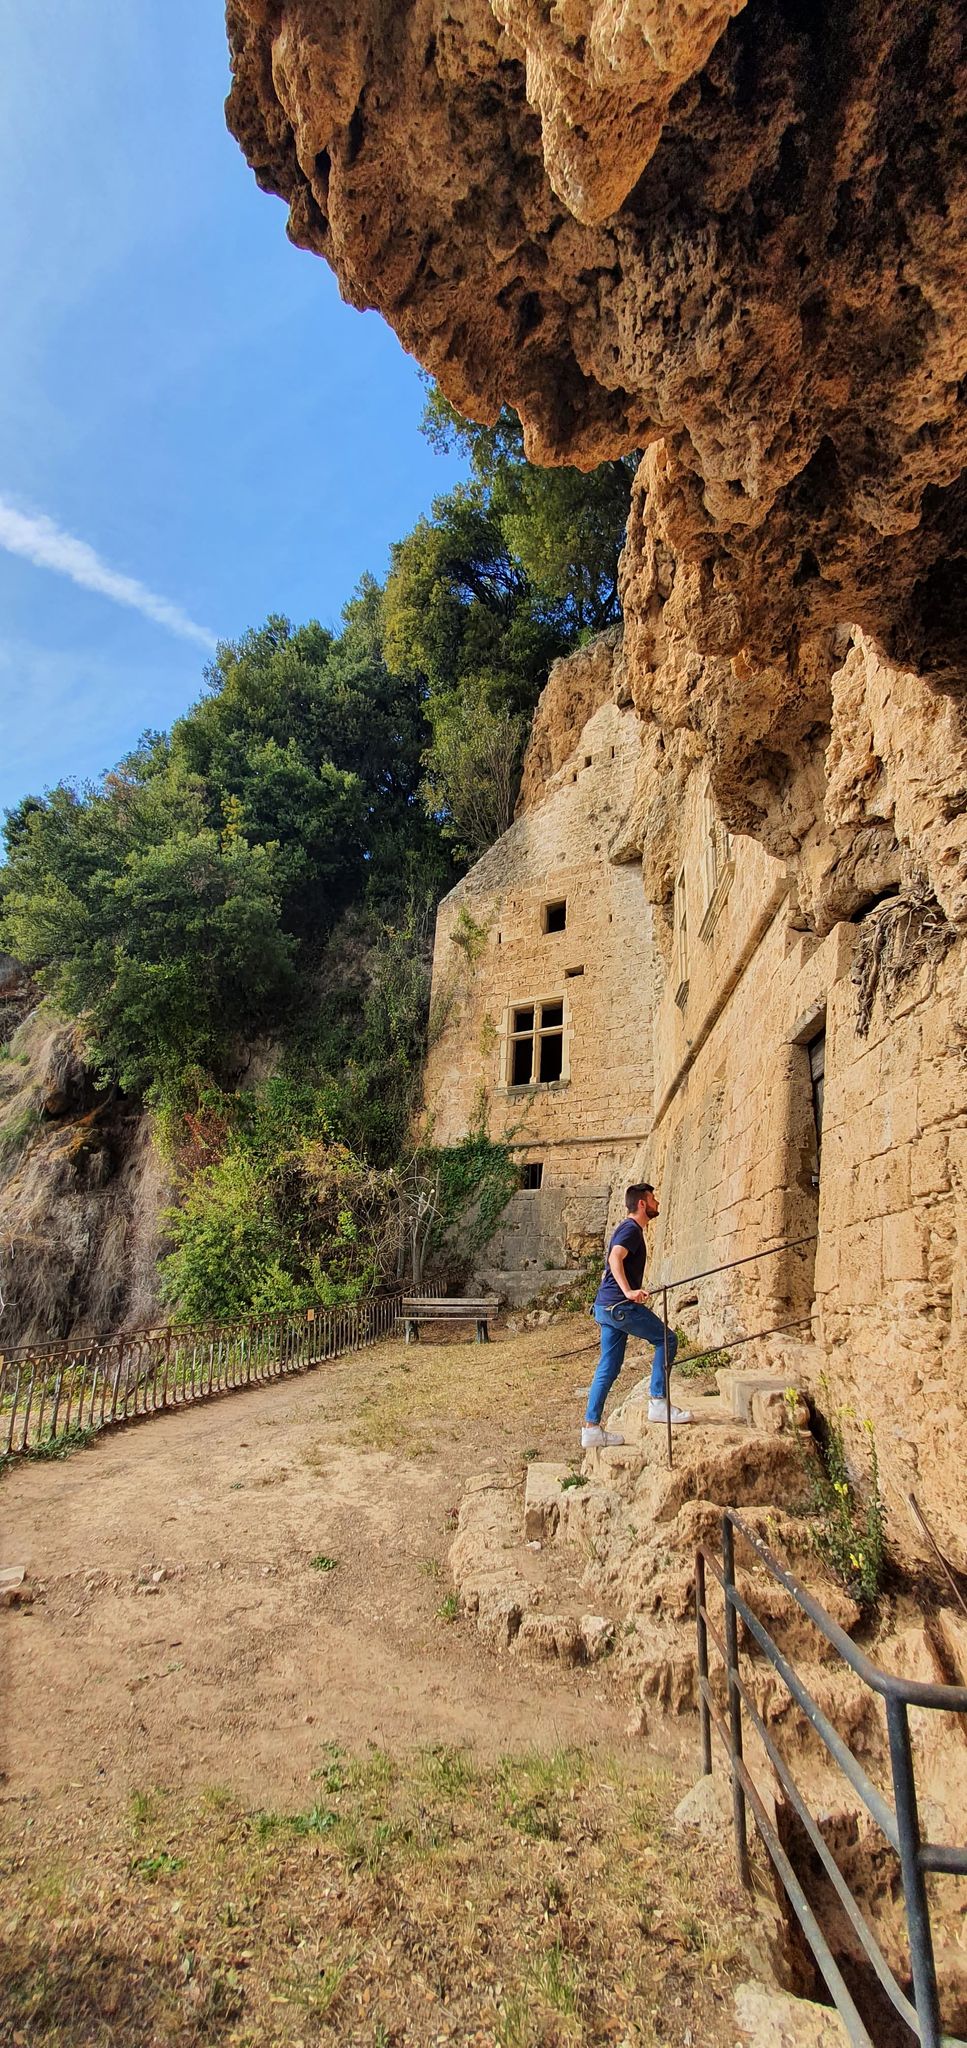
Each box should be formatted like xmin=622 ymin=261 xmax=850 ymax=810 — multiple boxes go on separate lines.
xmin=1 ymin=1743 xmax=754 ymax=2047
xmin=346 ymin=1329 xmax=593 ymax=1454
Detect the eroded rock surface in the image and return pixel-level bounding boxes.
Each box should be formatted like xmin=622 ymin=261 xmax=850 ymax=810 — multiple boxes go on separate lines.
xmin=227 ymin=0 xmax=967 ymax=769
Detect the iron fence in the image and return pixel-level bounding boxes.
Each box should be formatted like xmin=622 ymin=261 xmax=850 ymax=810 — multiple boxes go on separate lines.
xmin=696 ymin=1508 xmax=967 ymax=2048
xmin=1 ymin=1294 xmax=402 ymax=1459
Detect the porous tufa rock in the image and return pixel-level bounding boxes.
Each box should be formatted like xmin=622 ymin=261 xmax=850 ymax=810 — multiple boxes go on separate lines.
xmin=227 ymin=0 xmax=967 ymax=776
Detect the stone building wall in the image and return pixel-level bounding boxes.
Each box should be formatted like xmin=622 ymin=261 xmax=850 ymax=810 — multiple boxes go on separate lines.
xmin=422 ymin=660 xmax=657 ymax=1298
xmin=425 ymin=629 xmax=966 ymax=1564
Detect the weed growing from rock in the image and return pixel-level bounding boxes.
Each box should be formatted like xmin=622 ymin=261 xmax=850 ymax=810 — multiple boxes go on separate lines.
xmin=788 ymin=1380 xmax=887 ymax=1608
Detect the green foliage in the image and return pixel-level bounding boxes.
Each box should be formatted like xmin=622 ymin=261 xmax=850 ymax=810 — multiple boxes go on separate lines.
xmin=674 ymin=1335 xmax=732 ymax=1380
xmin=0 ymin=400 xmax=633 ymax=1313
xmin=310 ymin=1555 xmax=339 ymax=1573
xmin=25 ymin=1423 xmax=97 ymax=1461
xmin=159 ymin=1074 xmax=397 ymax=1323
xmin=790 ymin=1381 xmax=887 ymax=1608
xmin=0 ymin=608 xmax=443 ymax=1098
xmin=421 ymin=686 xmax=525 ymax=860
xmin=0 ymin=1099 xmax=40 ymax=1163
xmin=421 ymin=388 xmax=634 ymax=636
xmin=381 ymin=386 xmax=635 ymax=859
xmin=129 ymin=1851 xmax=185 ymax=1882
xmin=423 ymin=1130 xmax=520 ymax=1276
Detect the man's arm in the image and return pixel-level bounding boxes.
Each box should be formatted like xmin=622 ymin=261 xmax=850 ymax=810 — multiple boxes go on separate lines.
xmin=608 ymin=1244 xmax=648 ymax=1305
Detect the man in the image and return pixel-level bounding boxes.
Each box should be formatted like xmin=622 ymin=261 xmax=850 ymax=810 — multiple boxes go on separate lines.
xmin=582 ymin=1182 xmax=693 ymax=1449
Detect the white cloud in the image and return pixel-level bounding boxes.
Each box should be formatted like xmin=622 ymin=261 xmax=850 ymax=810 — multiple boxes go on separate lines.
xmin=0 ymin=494 xmax=217 ymax=650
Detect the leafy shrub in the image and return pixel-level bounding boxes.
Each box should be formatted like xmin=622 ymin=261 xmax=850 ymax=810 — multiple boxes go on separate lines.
xmin=790 ymin=1380 xmax=887 ymax=1608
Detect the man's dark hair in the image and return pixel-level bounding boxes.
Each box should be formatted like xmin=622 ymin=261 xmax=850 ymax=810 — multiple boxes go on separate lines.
xmin=625 ymin=1183 xmax=654 ymax=1212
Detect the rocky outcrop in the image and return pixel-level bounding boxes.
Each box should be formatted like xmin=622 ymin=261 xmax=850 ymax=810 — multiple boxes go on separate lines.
xmin=227 ymin=2 xmax=967 ymax=825
xmin=0 ymin=1010 xmax=167 ymax=1346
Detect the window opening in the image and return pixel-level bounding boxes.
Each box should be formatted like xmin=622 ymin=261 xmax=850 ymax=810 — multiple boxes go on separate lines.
xmin=584 ymin=754 xmax=592 ymax=768
xmin=807 ymin=1029 xmax=825 ymax=1177
xmin=564 ymin=965 xmax=584 ymax=978
xmin=542 ymin=899 xmax=567 ymax=934
xmin=508 ymin=999 xmax=565 ymax=1087
xmin=521 ymin=1162 xmax=543 ymax=1190
xmin=700 ymin=784 xmax=734 ymax=926
xmin=674 ymin=865 xmax=689 ymax=1007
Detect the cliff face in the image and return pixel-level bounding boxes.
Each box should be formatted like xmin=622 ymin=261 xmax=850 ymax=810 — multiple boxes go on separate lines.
xmin=227 ymin=3 xmax=967 ymax=757
xmin=0 ymin=1009 xmax=167 ymax=1347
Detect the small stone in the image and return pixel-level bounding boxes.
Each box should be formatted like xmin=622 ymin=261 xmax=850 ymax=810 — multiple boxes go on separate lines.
xmin=672 ymin=1774 xmax=732 ymax=1836
xmin=733 ymin=1981 xmax=851 ymax=2044
xmin=579 ymin=1614 xmax=615 ymax=1662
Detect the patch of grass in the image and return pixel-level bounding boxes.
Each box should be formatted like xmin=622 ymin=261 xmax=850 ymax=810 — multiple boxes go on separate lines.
xmin=0 ymin=1100 xmax=39 ymax=1162
xmin=529 ymin=1939 xmax=580 ymax=2015
xmin=129 ymin=1850 xmax=185 ymax=1881
xmin=495 ymin=1748 xmax=586 ymax=1843
xmin=674 ymin=1332 xmax=731 ymax=1380
xmin=2 ymin=1743 xmax=754 ymax=2048
xmin=560 ymin=1472 xmax=588 ymax=1490
xmin=522 ymin=1447 xmax=540 ymax=1461
xmin=436 ymin=1591 xmax=460 ymax=1623
xmin=418 ymin=1555 xmax=443 ymax=1579
xmin=349 ymin=1327 xmax=576 ymax=1452
xmin=309 ymin=1552 xmax=339 ymax=1572
xmin=496 ymin=1989 xmax=539 ymax=2047
xmin=26 ymin=1423 xmax=97 ymax=1462
xmin=282 ymin=1953 xmax=355 ymax=2017
xmin=249 ymin=1802 xmax=338 ymax=1841
xmin=418 ymin=1744 xmax=476 ymax=1800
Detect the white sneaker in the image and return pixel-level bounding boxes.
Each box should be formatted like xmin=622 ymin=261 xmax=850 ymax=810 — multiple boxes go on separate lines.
xmin=647 ymin=1400 xmax=694 ymax=1425
xmin=581 ymin=1425 xmax=625 ymax=1448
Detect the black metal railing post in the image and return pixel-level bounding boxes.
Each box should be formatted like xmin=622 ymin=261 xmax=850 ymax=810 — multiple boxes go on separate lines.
xmin=696 ymin=1547 xmax=712 ymax=1776
xmin=722 ymin=1516 xmax=751 ymax=1887
xmin=886 ymin=1693 xmax=943 ymax=2048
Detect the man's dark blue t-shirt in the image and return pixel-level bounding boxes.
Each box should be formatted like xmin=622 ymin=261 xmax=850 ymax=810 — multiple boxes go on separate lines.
xmin=594 ymin=1217 xmax=646 ymax=1310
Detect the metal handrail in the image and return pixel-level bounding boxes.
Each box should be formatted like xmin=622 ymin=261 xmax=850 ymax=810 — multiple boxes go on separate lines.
xmin=651 ymin=1232 xmax=817 ymax=1469
xmin=696 ymin=1509 xmax=967 ymax=2048
xmin=654 ymin=1232 xmax=819 ymax=1298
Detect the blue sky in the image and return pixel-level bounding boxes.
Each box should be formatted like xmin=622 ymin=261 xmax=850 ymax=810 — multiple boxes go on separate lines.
xmin=0 ymin=2 xmax=466 ymax=822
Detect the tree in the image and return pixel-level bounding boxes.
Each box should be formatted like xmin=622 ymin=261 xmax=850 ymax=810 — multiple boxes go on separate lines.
xmin=421 ymin=385 xmax=635 ymax=636
xmin=421 ymin=685 xmax=525 ymax=859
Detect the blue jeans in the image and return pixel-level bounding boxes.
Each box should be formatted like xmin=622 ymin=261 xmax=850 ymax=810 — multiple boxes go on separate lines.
xmin=585 ymin=1302 xmax=678 ymax=1424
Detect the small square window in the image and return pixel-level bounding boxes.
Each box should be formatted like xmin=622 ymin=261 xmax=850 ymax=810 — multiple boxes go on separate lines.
xmin=521 ymin=1162 xmax=543 ymax=1190
xmin=542 ymin=900 xmax=567 ymax=934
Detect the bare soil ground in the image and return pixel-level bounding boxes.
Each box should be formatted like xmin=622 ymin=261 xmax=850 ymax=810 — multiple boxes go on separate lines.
xmin=0 ymin=1320 xmax=767 ymax=2046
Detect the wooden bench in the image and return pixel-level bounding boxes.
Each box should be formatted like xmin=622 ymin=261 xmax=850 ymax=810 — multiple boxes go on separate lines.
xmin=400 ymin=1296 xmax=500 ymax=1344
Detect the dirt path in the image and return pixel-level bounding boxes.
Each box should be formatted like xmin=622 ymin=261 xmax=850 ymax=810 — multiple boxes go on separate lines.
xmin=1 ymin=1323 xmax=634 ymax=1802
xmin=0 ymin=1322 xmax=766 ymax=2046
